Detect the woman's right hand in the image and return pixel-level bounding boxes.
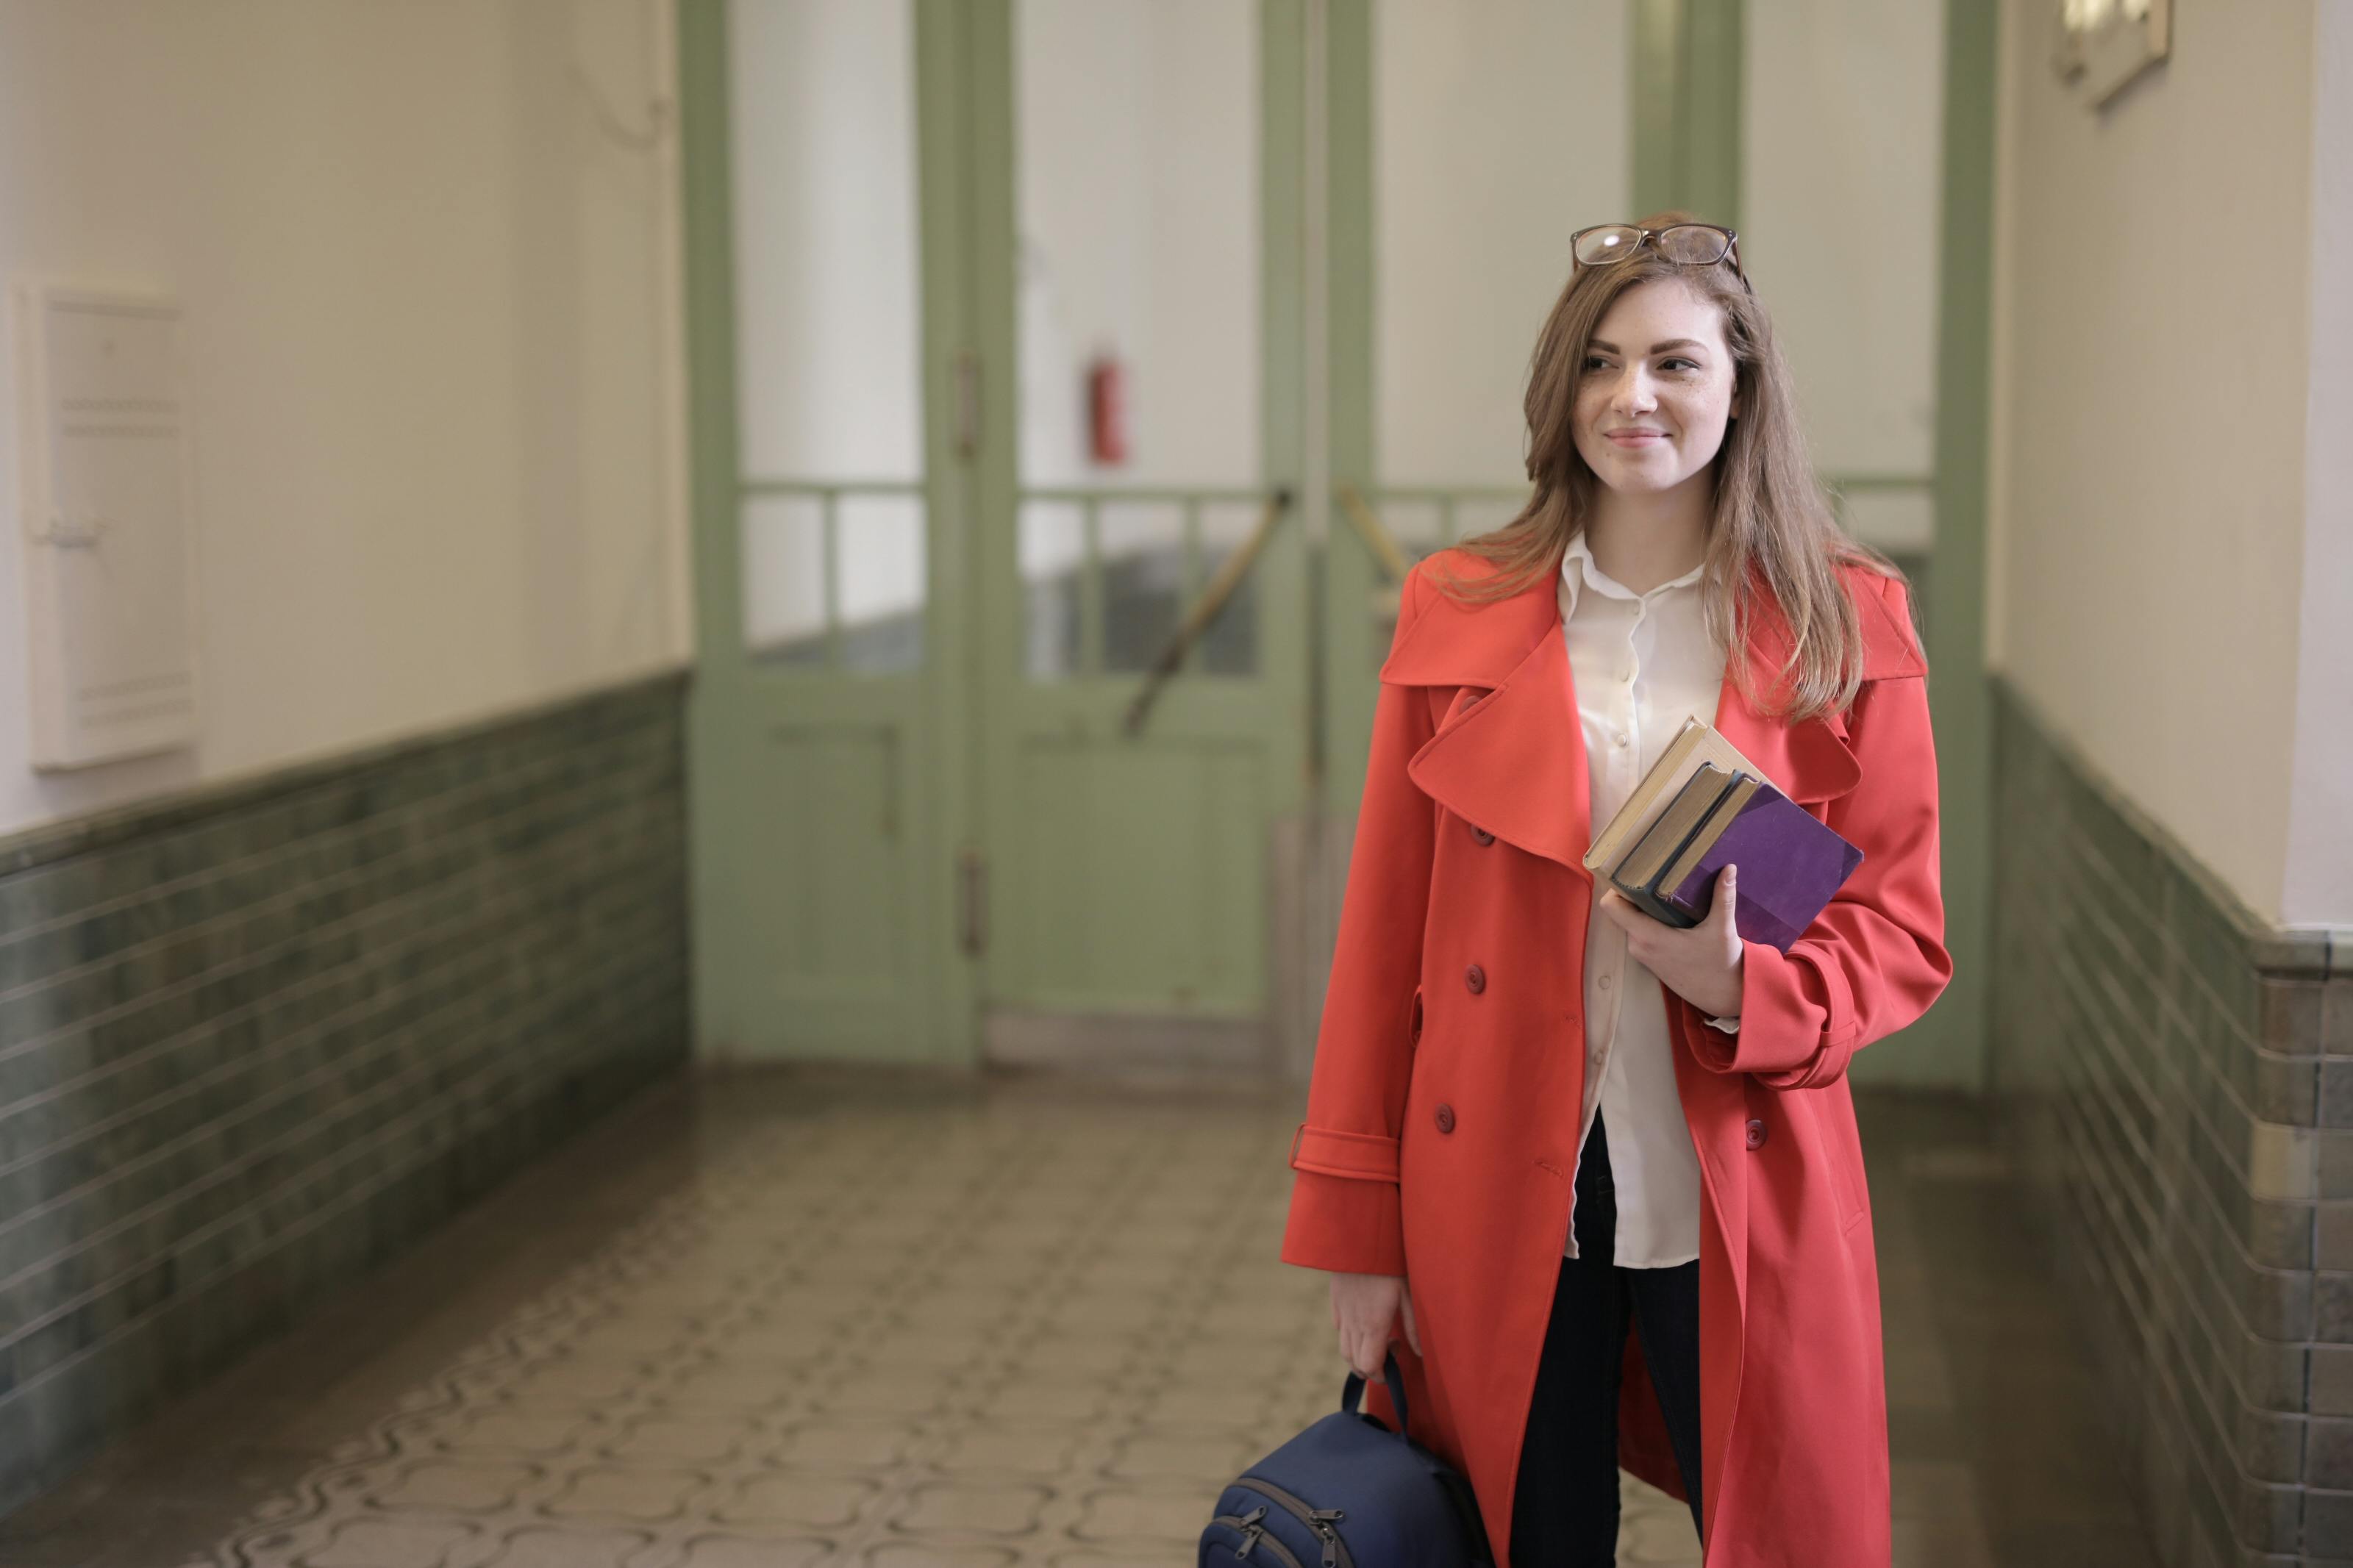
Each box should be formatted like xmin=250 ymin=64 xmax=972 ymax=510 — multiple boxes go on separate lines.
xmin=1329 ymin=1270 xmax=1421 ymax=1380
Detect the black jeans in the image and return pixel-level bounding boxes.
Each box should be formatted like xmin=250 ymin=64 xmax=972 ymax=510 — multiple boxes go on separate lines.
xmin=1509 ymin=1106 xmax=1706 ymax=1566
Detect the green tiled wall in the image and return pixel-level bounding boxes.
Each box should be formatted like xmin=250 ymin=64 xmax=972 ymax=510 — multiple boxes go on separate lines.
xmin=1992 ymin=678 xmax=2352 ymax=1567
xmin=0 ymin=673 xmax=691 ymax=1515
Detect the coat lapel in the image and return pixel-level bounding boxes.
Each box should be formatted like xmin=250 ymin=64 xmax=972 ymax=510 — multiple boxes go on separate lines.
xmin=1382 ymin=572 xmax=1592 ymax=872
xmin=1711 ymin=562 xmax=1926 ymax=806
xmin=1710 ymin=632 xmax=1860 ymax=807
xmin=1381 ymin=557 xmax=1915 ymax=872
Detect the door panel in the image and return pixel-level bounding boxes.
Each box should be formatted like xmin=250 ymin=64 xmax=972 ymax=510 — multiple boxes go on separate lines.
xmin=687 ymin=0 xmax=1307 ymax=1063
xmin=1007 ymin=738 xmax=1265 ymax=1012
xmin=754 ymin=721 xmax=905 ymax=984
xmin=968 ymin=0 xmax=1307 ymax=1042
xmin=685 ymin=0 xmax=949 ymax=1062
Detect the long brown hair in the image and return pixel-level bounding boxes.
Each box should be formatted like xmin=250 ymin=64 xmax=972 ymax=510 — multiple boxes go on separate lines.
xmin=1427 ymin=208 xmax=1908 ymax=723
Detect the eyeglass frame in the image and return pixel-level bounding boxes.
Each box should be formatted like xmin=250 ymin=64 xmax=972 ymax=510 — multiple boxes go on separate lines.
xmin=1569 ymin=223 xmax=1753 ymax=295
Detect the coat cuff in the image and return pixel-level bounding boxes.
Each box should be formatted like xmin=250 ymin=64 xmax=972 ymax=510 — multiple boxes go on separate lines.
xmin=1280 ymin=1124 xmax=1407 ymax=1276
xmin=1688 ymin=938 xmax=1858 ymax=1087
xmin=1289 ymin=1123 xmax=1401 ymax=1181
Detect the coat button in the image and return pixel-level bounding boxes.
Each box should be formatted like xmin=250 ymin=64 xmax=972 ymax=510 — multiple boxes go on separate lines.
xmin=1435 ymin=1103 xmax=1456 ymax=1134
xmin=1745 ymin=1117 xmax=1767 ymax=1150
xmin=1471 ymin=825 xmax=1496 ymax=845
xmin=1465 ymin=963 xmax=1486 ymax=995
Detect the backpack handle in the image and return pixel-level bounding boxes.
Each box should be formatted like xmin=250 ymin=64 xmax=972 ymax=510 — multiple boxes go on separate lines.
xmin=1340 ymin=1349 xmax=1412 ymax=1440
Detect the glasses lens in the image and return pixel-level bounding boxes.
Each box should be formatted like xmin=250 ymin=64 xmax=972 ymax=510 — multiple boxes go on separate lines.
xmin=1657 ymin=226 xmax=1731 ymax=265
xmin=1574 ymin=226 xmax=1644 ymax=267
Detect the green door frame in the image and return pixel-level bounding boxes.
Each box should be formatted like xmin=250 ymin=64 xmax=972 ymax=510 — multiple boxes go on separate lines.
xmin=1318 ymin=0 xmax=1376 ymax=823
xmin=1632 ymin=0 xmax=1743 ymax=226
xmin=918 ymin=0 xmax=988 ymax=1064
xmin=1922 ymin=0 xmax=1999 ymax=1093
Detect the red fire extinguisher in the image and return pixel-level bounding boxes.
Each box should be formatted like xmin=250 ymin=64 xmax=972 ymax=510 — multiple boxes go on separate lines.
xmin=1087 ymin=351 xmax=1128 ymax=466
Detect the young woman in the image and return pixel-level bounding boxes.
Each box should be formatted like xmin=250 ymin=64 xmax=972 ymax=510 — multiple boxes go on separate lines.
xmin=1280 ymin=212 xmax=1952 ymax=1568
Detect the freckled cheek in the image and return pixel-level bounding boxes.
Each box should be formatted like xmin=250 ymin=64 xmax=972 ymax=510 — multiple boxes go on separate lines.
xmin=1574 ymin=391 xmax=1612 ymax=436
xmin=1663 ymin=396 xmax=1729 ymax=440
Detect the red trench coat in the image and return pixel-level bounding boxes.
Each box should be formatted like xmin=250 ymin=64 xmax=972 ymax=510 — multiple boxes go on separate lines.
xmin=1282 ymin=546 xmax=1951 ymax=1567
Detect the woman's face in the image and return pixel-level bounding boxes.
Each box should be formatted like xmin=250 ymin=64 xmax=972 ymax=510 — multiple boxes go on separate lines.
xmin=1571 ymin=276 xmax=1743 ymax=496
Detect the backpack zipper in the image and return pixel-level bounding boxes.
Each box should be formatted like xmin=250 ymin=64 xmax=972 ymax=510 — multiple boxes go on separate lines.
xmin=1235 ymin=1476 xmax=1353 ymax=1568
xmin=1212 ymin=1506 xmax=1302 ymax=1568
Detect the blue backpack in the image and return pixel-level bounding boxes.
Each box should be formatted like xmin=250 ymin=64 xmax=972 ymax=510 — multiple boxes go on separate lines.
xmin=1199 ymin=1353 xmax=1493 ymax=1567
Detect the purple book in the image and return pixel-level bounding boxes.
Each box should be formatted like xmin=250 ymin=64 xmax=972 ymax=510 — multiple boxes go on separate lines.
xmin=1661 ymin=778 xmax=1865 ymax=952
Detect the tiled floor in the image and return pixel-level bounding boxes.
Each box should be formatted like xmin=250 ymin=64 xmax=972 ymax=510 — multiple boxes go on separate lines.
xmin=0 ymin=1068 xmax=2152 ymax=1567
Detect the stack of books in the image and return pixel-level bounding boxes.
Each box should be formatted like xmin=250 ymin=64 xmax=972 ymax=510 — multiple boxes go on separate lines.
xmin=1582 ymin=717 xmax=1865 ymax=953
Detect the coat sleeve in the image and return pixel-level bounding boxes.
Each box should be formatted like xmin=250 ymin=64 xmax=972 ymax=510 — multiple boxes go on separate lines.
xmin=1279 ymin=567 xmax=1440 ymax=1277
xmin=1686 ymin=575 xmax=1952 ymax=1091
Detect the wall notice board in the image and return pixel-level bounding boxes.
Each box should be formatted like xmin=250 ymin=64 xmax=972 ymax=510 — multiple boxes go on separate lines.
xmin=14 ymin=283 xmax=200 ymax=770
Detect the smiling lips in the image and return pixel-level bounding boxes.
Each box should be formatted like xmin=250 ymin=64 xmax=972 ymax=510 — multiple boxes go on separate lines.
xmin=1607 ymin=429 xmax=1668 ymax=445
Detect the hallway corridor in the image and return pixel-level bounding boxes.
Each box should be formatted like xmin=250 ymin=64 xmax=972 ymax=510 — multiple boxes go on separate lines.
xmin=0 ymin=1071 xmax=2150 ymax=1568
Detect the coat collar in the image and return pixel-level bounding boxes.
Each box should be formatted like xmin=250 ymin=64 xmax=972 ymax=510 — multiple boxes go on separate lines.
xmin=1382 ymin=549 xmax=1924 ymax=876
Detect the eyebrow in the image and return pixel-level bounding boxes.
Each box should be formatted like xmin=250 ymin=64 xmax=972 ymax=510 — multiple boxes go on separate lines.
xmin=1589 ymin=338 xmax=1710 ymax=355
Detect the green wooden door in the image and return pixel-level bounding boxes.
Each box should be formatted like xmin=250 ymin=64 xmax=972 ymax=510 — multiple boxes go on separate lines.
xmin=960 ymin=0 xmax=1312 ymax=1057
xmin=681 ymin=0 xmax=979 ymax=1064
xmin=682 ymin=0 xmax=1311 ymax=1065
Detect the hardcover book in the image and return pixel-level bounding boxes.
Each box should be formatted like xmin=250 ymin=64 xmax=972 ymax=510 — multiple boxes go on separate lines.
xmin=1587 ymin=718 xmax=1865 ymax=953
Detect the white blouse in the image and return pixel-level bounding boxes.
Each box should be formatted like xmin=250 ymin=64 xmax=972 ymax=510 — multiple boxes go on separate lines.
xmin=1559 ymin=532 xmax=1740 ymax=1268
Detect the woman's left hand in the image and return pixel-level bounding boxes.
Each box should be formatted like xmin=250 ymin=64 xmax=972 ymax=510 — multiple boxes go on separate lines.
xmin=1598 ymin=864 xmax=1745 ymax=1020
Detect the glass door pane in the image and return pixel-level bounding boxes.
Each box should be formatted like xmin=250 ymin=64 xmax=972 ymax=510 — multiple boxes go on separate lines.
xmin=1363 ymin=0 xmax=1629 ymax=661
xmin=1013 ymin=0 xmax=1261 ymax=683
xmin=730 ymin=0 xmax=929 ymax=670
xmin=1743 ymin=0 xmax=1944 ymax=595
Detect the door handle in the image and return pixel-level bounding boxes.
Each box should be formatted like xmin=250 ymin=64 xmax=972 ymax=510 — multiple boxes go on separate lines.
xmin=957 ymin=848 xmax=988 ymax=956
xmin=954 ymin=349 xmax=980 ymax=461
xmin=1120 ymin=487 xmax=1292 ymax=737
xmin=1336 ymin=483 xmax=1413 ymax=584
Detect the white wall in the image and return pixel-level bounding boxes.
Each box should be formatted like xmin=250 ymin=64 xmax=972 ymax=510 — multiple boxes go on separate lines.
xmin=0 ymin=0 xmax=689 ymax=839
xmin=1988 ymin=0 xmax=2337 ymax=926
xmin=2285 ymin=3 xmax=2353 ymax=927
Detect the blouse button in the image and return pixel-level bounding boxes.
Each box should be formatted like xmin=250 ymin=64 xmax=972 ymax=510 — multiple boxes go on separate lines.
xmin=1465 ymin=963 xmax=1486 ymax=995
xmin=1613 ymin=731 xmax=1630 ymax=747
xmin=1435 ymin=1103 xmax=1457 ymax=1134
xmin=1745 ymin=1118 xmax=1768 ymax=1150
xmin=1471 ymin=825 xmax=1496 ymax=845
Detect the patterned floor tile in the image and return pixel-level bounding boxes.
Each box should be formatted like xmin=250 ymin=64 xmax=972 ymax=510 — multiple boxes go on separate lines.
xmin=885 ymin=1477 xmax=1057 ymax=1535
xmin=857 ymin=1544 xmax=1021 ymax=1568
xmin=0 ymin=1073 xmax=2158 ymax=1568
xmin=290 ymin=1519 xmax=482 ymax=1568
xmin=668 ymin=1533 xmax=833 ymax=1567
xmin=1063 ymin=1485 xmax=1214 ymax=1545
xmin=708 ymin=1472 xmax=879 ymax=1531
xmin=764 ymin=1418 xmax=921 ymax=1474
xmin=930 ymin=1422 xmax=1092 ymax=1478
